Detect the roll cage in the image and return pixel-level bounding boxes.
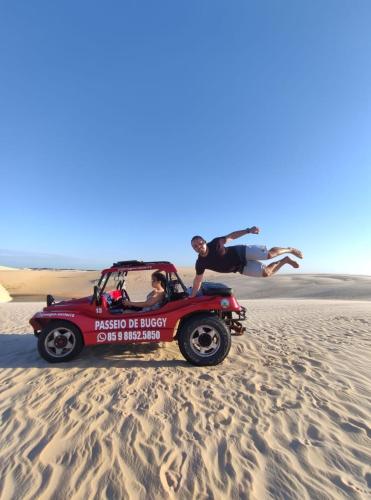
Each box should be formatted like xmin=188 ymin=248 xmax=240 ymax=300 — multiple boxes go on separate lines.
xmin=93 ymin=260 xmax=189 ymax=305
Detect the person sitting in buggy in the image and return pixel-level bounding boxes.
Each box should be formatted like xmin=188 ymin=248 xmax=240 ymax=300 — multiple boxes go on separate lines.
xmin=120 ymin=271 xmax=167 ymax=312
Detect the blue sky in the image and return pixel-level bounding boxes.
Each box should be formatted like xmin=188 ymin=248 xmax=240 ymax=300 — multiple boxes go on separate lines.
xmin=1 ymin=0 xmax=370 ymax=273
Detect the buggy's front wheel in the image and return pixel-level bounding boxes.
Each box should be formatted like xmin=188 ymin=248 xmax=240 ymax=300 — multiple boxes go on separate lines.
xmin=178 ymin=315 xmax=231 ymax=366
xmin=38 ymin=321 xmax=83 ymax=363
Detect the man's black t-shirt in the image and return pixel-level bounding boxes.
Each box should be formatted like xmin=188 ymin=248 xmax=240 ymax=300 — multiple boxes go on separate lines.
xmin=195 ymin=237 xmax=246 ymax=275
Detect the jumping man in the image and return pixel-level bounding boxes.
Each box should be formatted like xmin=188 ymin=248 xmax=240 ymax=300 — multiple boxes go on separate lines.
xmin=190 ymin=227 xmax=303 ymax=297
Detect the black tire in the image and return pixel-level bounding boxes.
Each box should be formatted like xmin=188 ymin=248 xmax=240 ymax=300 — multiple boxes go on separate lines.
xmin=37 ymin=321 xmax=84 ymax=363
xmin=178 ymin=315 xmax=231 ymax=366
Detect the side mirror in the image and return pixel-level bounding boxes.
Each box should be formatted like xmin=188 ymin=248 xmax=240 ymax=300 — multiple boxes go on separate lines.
xmin=46 ymin=294 xmax=55 ymax=306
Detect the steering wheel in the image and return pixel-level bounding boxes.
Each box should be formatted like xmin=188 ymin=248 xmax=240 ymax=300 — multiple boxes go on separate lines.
xmin=103 ymin=292 xmax=113 ymax=306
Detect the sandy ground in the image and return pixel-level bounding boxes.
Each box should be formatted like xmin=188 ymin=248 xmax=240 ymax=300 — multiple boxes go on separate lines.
xmin=0 ymin=271 xmax=370 ymax=499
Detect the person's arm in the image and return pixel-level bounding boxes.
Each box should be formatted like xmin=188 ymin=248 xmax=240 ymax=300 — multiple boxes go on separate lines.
xmin=225 ymin=226 xmax=260 ymax=243
xmin=190 ymin=273 xmax=204 ymax=298
xmin=123 ymin=293 xmax=163 ymax=308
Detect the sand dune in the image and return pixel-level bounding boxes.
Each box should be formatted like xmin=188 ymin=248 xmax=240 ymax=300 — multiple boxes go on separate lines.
xmin=1 ymin=298 xmax=370 ymax=499
xmin=1 ymin=268 xmax=370 ymax=302
xmin=0 ymin=269 xmax=99 ymax=302
xmin=0 ymin=284 xmax=12 ymax=303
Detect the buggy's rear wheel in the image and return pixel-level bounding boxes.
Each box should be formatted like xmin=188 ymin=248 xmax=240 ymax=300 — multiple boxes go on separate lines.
xmin=178 ymin=315 xmax=231 ymax=366
xmin=38 ymin=321 xmax=83 ymax=363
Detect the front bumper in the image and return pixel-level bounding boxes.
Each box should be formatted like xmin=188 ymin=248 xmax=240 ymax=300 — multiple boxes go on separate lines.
xmin=224 ymin=306 xmax=246 ymax=336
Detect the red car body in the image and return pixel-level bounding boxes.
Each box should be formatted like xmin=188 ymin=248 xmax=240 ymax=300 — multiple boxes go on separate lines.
xmin=30 ymin=261 xmax=246 ymax=365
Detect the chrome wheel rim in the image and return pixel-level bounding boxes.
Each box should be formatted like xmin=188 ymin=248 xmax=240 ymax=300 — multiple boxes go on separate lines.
xmin=189 ymin=324 xmax=221 ymax=357
xmin=45 ymin=327 xmax=76 ymax=358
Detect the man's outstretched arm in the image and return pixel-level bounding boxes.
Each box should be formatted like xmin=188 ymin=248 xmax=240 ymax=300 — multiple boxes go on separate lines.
xmin=225 ymin=226 xmax=260 ymax=243
xmin=190 ymin=273 xmax=204 ymax=297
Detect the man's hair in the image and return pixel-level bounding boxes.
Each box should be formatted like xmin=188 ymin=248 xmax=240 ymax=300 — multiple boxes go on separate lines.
xmin=191 ymin=235 xmax=205 ymax=244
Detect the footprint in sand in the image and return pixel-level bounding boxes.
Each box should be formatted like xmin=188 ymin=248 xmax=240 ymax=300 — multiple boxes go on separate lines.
xmin=355 ymin=318 xmax=369 ymax=324
xmin=319 ymin=401 xmax=344 ymax=421
xmin=159 ymin=449 xmax=187 ymax=493
xmin=249 ymin=428 xmax=269 ymax=455
xmin=247 ymin=383 xmax=256 ymax=394
xmin=330 ymin=474 xmax=363 ymax=496
xmin=340 ymin=422 xmax=362 ymax=433
xmin=217 ymin=437 xmax=236 ymax=479
xmin=214 ymin=412 xmax=233 ymax=428
xmin=235 ymin=343 xmax=247 ymax=355
xmin=306 ymin=424 xmax=324 ymax=445
xmin=203 ymin=388 xmax=214 ymax=399
xmin=300 ymin=356 xmax=322 ymax=368
xmin=289 ymin=438 xmax=306 ymax=452
xmin=340 ymin=420 xmax=370 ymax=436
xmin=292 ymin=362 xmax=307 ymax=374
xmin=1 ymin=408 xmax=12 ymax=423
xmin=126 ymin=372 xmax=137 ymax=385
xmin=260 ymin=385 xmax=281 ymax=397
xmin=348 ymin=418 xmax=371 ymax=438
xmin=277 ymin=399 xmax=302 ymax=412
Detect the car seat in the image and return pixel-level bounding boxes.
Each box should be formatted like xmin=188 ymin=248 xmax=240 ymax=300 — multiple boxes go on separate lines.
xmin=167 ymin=279 xmax=188 ymax=301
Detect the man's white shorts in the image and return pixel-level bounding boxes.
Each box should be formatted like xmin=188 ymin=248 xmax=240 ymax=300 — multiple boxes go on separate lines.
xmin=241 ymin=245 xmax=269 ymax=277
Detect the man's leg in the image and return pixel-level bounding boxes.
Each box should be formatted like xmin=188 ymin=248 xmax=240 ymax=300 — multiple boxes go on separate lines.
xmin=267 ymin=247 xmax=303 ymax=259
xmin=262 ymin=256 xmax=299 ymax=277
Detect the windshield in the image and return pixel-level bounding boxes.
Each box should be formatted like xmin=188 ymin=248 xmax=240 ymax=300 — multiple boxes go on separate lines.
xmin=99 ymin=271 xmax=126 ymax=294
xmin=97 ymin=269 xmax=188 ymax=300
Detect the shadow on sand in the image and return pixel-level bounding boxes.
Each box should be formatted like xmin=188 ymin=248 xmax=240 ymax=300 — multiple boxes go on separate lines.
xmin=0 ymin=333 xmax=189 ymax=369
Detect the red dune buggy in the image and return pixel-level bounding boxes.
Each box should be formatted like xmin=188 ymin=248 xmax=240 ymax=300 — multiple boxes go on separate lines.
xmin=30 ymin=261 xmax=246 ymax=366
